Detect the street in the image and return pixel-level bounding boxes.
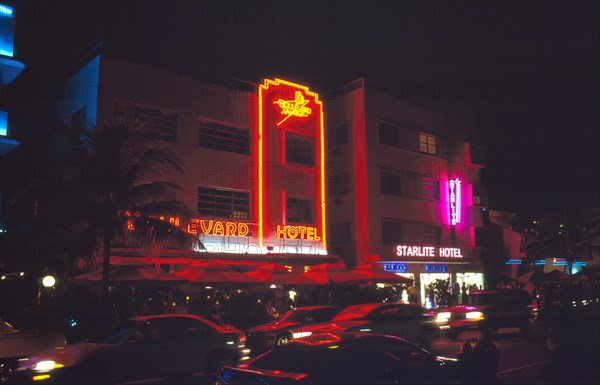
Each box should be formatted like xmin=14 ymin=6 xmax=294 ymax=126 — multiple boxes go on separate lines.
xmin=109 ymin=328 xmax=599 ymax=385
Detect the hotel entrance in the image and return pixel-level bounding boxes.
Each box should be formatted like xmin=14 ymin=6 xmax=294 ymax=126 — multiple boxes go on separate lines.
xmin=420 ymin=272 xmax=450 ymax=309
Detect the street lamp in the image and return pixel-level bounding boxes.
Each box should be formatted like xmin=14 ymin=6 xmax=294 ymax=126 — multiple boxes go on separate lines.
xmin=41 ymin=275 xmax=56 ymax=288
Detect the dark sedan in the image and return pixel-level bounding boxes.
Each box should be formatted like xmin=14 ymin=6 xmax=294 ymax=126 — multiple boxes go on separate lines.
xmin=291 ymin=302 xmax=439 ymax=348
xmin=245 ymin=306 xmax=340 ymax=355
xmin=9 ymin=314 xmax=249 ymax=384
xmin=216 ymin=332 xmax=460 ymax=385
xmin=434 ymin=290 xmax=534 ymax=339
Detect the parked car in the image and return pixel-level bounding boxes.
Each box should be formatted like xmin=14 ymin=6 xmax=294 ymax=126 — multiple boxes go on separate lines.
xmin=9 ymin=314 xmax=249 ymax=384
xmin=0 ymin=319 xmax=67 ymax=382
xmin=434 ymin=290 xmax=534 ymax=339
xmin=288 ymin=303 xmax=438 ymax=348
xmin=216 ymin=332 xmax=460 ymax=385
xmin=245 ymin=306 xmax=340 ymax=354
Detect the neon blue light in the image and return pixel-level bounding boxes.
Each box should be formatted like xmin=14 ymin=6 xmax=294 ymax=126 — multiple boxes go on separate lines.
xmin=0 ymin=111 xmax=7 ymax=136
xmin=0 ymin=4 xmax=15 ymax=57
xmin=505 ymin=259 xmax=522 ymax=265
xmin=0 ymin=5 xmax=12 ymax=15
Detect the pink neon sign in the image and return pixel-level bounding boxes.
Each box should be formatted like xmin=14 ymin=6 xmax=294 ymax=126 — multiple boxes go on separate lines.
xmin=448 ymin=178 xmax=461 ymax=226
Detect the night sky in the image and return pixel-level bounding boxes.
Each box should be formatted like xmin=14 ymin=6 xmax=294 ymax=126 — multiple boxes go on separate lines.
xmin=5 ymin=0 xmax=599 ymax=215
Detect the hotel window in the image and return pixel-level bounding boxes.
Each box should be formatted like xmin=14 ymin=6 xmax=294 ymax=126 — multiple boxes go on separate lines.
xmin=114 ymin=101 xmax=178 ymax=142
xmin=422 ymin=177 xmax=440 ymax=200
xmin=328 ymin=124 xmax=348 ymax=148
xmin=328 ymin=172 xmax=350 ymax=196
xmin=382 ymin=219 xmax=403 ymax=245
xmin=378 ymin=120 xmax=401 ymax=148
xmin=199 ymin=121 xmax=250 ymax=155
xmin=286 ymin=134 xmax=314 ymax=166
xmin=380 ymin=168 xmax=402 ymax=196
xmin=287 ymin=198 xmax=313 ymax=224
xmin=419 ymin=132 xmax=437 ymax=155
xmin=424 ymin=225 xmax=442 ymax=244
xmin=197 ymin=187 xmax=250 ymax=219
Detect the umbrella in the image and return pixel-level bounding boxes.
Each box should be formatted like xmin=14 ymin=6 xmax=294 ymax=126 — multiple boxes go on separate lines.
xmin=301 ymin=262 xmax=369 ymax=285
xmin=69 ymin=264 xmax=188 ymax=287
xmin=244 ymin=264 xmax=315 ymax=285
xmin=351 ymin=264 xmax=413 ymax=283
xmin=173 ymin=263 xmax=261 ymax=286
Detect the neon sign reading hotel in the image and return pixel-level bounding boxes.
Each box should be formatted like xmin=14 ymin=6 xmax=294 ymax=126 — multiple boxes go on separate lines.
xmin=448 ymin=178 xmax=461 ymax=226
xmin=396 ymin=245 xmax=463 ymax=258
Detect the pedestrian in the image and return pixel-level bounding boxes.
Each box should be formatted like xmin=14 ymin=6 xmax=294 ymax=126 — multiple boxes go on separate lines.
xmin=461 ymin=282 xmax=468 ymax=304
xmin=457 ymin=342 xmax=476 ymax=385
xmin=473 ymin=336 xmax=500 ymax=385
xmin=454 ymin=281 xmax=461 ymax=305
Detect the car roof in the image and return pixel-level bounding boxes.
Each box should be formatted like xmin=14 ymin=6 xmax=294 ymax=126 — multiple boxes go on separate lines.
xmin=128 ymin=314 xmax=241 ymax=333
xmin=288 ymin=331 xmax=416 ymax=347
xmin=293 ymin=306 xmax=340 ymax=311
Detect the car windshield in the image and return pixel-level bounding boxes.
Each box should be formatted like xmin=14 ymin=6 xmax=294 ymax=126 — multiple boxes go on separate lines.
xmin=95 ymin=321 xmax=137 ymax=344
xmin=280 ymin=309 xmax=311 ymax=323
xmin=333 ymin=304 xmax=380 ymax=321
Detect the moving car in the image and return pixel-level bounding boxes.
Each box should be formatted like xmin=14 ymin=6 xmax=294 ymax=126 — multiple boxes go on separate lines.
xmin=9 ymin=314 xmax=249 ymax=384
xmin=434 ymin=290 xmax=534 ymax=339
xmin=245 ymin=306 xmax=340 ymax=354
xmin=216 ymin=332 xmax=460 ymax=385
xmin=289 ymin=303 xmax=438 ymax=348
xmin=0 ymin=319 xmax=67 ymax=382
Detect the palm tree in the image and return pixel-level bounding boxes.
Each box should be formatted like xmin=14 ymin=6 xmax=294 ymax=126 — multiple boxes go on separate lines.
xmin=8 ymin=120 xmax=201 ymax=300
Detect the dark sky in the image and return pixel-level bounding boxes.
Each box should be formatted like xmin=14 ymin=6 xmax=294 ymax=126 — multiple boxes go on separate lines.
xmin=6 ymin=0 xmax=600 ymax=215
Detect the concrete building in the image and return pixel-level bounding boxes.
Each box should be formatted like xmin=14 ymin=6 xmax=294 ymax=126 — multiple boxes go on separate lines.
xmin=324 ymin=79 xmax=490 ymax=306
xmin=1 ymin=2 xmax=25 ymax=233
xmin=57 ymin=44 xmax=331 ymax=268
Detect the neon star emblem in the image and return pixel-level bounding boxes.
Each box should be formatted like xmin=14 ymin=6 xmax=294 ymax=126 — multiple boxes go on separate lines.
xmin=273 ymin=91 xmax=312 ymax=126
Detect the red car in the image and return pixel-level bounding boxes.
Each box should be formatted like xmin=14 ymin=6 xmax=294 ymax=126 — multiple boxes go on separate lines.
xmin=287 ymin=303 xmax=438 ymax=348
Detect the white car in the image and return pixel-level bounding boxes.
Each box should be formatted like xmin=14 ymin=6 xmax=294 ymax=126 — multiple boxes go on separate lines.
xmin=0 ymin=319 xmax=67 ymax=381
xmin=11 ymin=314 xmax=249 ymax=384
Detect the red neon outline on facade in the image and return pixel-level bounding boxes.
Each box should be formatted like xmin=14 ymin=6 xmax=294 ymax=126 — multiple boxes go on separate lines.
xmin=257 ymin=78 xmax=327 ymax=251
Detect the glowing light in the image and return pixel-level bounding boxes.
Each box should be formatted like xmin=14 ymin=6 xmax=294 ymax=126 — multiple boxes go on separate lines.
xmin=465 ymin=311 xmax=484 ymax=320
xmin=292 ymin=331 xmax=312 ymax=339
xmin=257 ymin=78 xmax=327 ymax=252
xmin=41 ymin=275 xmax=56 ymax=288
xmin=0 ymin=5 xmax=12 ymax=14
xmin=34 ymin=361 xmax=63 ymax=371
xmin=275 ymin=225 xmax=321 ymax=241
xmin=0 ymin=111 xmax=7 ymax=136
xmin=273 ymin=91 xmax=312 ymax=126
xmin=395 ymin=245 xmax=463 ymax=258
xmin=257 ymin=84 xmax=265 ymax=247
xmin=32 ymin=375 xmax=51 ymax=381
xmin=448 ymin=178 xmax=461 ymax=225
xmin=195 ymin=219 xmax=249 ymax=237
xmin=436 ymin=312 xmax=451 ymax=322
xmin=269 ymin=284 xmax=277 ymax=289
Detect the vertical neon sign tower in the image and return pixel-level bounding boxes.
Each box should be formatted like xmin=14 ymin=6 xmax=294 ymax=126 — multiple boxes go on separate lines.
xmin=448 ymin=178 xmax=462 ymax=226
xmin=256 ymin=78 xmax=327 ymax=253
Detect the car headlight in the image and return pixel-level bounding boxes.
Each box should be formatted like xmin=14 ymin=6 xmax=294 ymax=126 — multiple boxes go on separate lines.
xmin=291 ymin=331 xmax=312 ymax=339
xmin=436 ymin=312 xmax=451 ymax=323
xmin=465 ymin=311 xmax=484 ymax=320
xmin=34 ymin=360 xmax=64 ymax=371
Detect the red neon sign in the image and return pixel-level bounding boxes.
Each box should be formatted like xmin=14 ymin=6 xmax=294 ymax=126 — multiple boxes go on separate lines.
xmin=448 ymin=178 xmax=461 ymax=226
xmin=256 ymin=79 xmax=327 ymax=252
